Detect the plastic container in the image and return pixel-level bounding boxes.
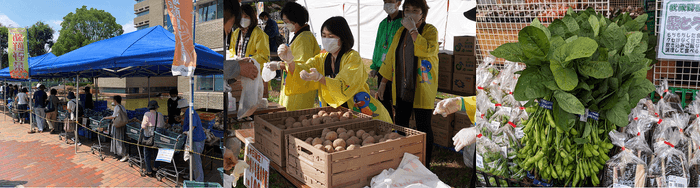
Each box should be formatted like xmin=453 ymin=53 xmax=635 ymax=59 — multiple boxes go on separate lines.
xmin=183 ymin=180 xmax=222 ymax=188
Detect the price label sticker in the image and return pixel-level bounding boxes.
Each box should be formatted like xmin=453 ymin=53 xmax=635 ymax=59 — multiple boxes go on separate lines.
xmin=476 ymin=154 xmax=484 ymax=168
xmin=588 ymin=110 xmax=600 ymax=121
xmin=613 ymin=183 xmax=632 ymax=188
xmin=668 ymin=175 xmax=688 ymax=188
xmin=538 ymin=99 xmax=553 ymax=110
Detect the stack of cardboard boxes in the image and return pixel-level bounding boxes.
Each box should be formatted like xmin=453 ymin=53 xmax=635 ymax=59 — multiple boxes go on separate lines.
xmin=437 ymin=36 xmax=476 ymax=95
xmin=431 ymin=102 xmax=472 ymax=148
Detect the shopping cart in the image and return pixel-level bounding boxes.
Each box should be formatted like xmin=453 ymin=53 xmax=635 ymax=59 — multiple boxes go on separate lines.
xmin=89 ymin=118 xmax=111 ymax=161
xmin=126 ymin=122 xmax=146 ymax=176
xmin=57 ymin=110 xmax=68 ymax=141
xmin=154 ymin=130 xmax=188 ymax=186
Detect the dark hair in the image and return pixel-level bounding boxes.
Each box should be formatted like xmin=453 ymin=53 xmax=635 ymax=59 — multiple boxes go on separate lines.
xmin=321 ymin=17 xmax=354 ymax=54
xmin=170 ymin=88 xmax=178 ymax=96
xmin=21 ymin=88 xmax=27 ymax=93
xmin=224 ymin=0 xmax=241 ymax=25
xmin=113 ymin=95 xmax=122 ymax=104
xmin=50 ymin=89 xmax=57 ymax=95
xmin=281 ymin=2 xmax=309 ymax=25
xmin=240 ymin=4 xmax=259 ymax=29
xmin=259 ymin=12 xmax=270 ymax=19
xmin=403 ymin=0 xmax=429 ymax=21
xmin=84 ymin=86 xmax=90 ymax=91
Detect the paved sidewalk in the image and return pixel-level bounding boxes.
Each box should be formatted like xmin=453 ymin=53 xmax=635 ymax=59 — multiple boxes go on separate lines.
xmin=0 ymin=114 xmax=173 ymax=187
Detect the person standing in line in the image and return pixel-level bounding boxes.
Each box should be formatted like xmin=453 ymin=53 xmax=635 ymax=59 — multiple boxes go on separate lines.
xmin=66 ymin=92 xmax=82 ymax=146
xmin=104 ymin=95 xmax=128 ymax=162
xmin=370 ymin=0 xmax=404 ymax=121
xmin=179 ymin=99 xmax=207 ymax=182
xmin=167 ymin=89 xmax=181 ymax=125
xmin=33 ymin=84 xmax=48 ymax=133
xmin=17 ymin=88 xmax=29 ymax=126
xmin=83 ymin=87 xmax=94 ymax=110
xmin=46 ymin=89 xmax=60 ymax=134
xmin=142 ymin=100 xmax=167 ymax=176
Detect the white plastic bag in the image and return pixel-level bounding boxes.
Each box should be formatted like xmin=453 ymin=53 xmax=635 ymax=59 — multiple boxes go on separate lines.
xmin=366 ymin=153 xmax=450 ymax=188
xmin=238 ymin=58 xmax=264 ymax=119
xmin=228 ymin=93 xmax=237 ymax=112
xmin=261 ymin=62 xmax=277 ymax=82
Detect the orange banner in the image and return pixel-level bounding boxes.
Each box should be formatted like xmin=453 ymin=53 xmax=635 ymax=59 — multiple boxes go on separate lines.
xmin=166 ymin=0 xmax=196 ymax=77
xmin=8 ymin=28 xmax=28 ymax=79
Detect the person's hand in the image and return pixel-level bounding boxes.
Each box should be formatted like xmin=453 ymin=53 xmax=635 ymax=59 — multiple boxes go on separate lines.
xmin=223 ymin=149 xmax=238 ymax=171
xmin=300 ymin=68 xmax=323 ymax=82
xmin=278 ymin=45 xmax=294 ymax=62
xmin=265 ymin=61 xmax=282 ymax=71
xmin=377 ymin=81 xmax=387 ymax=100
xmin=401 ymin=16 xmax=417 ymax=33
xmin=433 ymin=97 xmax=462 ymax=117
xmin=369 ymin=70 xmax=378 ymax=78
xmin=453 ymin=127 xmax=479 ymax=151
xmin=239 ymin=58 xmax=258 ymax=79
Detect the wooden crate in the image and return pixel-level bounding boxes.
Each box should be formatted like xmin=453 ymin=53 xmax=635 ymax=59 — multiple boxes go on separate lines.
xmin=286 ymin=120 xmax=426 ymax=188
xmin=253 ymin=107 xmax=371 ymax=167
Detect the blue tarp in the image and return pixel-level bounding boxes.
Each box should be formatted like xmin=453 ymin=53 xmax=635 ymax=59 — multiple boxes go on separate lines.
xmin=32 ymin=25 xmax=223 ymax=78
xmin=0 ymin=53 xmax=57 ymax=81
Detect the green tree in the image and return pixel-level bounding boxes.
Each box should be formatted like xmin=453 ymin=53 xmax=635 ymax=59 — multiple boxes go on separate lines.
xmin=26 ymin=21 xmax=54 ymax=57
xmin=52 ymin=6 xmax=123 ymax=56
xmin=0 ymin=24 xmax=8 ymax=68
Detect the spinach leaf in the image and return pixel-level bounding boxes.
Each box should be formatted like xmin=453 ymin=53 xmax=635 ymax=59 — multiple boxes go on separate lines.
xmin=601 ymin=23 xmax=626 ymax=52
xmin=549 ymin=20 xmax=569 ymax=38
xmin=519 ymin=26 xmax=550 ymax=59
xmin=562 ymin=16 xmax=580 ymax=34
xmin=578 ymin=61 xmax=613 ymax=79
xmin=531 ymin=19 xmax=551 ymax=39
xmin=606 ymin=94 xmax=630 ymax=127
xmin=553 ymin=100 xmax=575 ymax=132
xmin=565 ymin=37 xmax=598 ymax=63
xmin=624 ymin=32 xmax=643 ymax=56
xmin=554 ymin=90 xmax=585 ymax=114
xmin=551 ymin=62 xmax=578 ymax=91
xmin=628 ymin=78 xmax=655 ymax=105
xmin=492 ymin=42 xmax=525 ymax=62
xmin=589 ymin=16 xmax=600 ymax=37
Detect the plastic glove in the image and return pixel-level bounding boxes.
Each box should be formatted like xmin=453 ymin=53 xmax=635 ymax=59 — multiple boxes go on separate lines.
xmin=433 ymin=97 xmax=462 ymax=117
xmin=278 ymin=44 xmax=294 ymax=62
xmin=401 ymin=16 xmax=418 ymax=33
xmin=231 ymin=159 xmax=249 ymax=186
xmin=369 ymin=70 xmax=378 ymax=78
xmin=377 ymin=82 xmax=387 ymax=100
xmin=265 ymin=61 xmax=282 ymax=71
xmin=453 ymin=127 xmax=478 ymax=151
xmin=300 ymin=68 xmax=323 ymax=82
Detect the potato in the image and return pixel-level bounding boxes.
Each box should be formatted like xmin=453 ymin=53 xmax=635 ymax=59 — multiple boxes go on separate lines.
xmin=285 ymin=121 xmax=294 ymax=128
xmin=324 ymin=145 xmax=335 ymax=152
xmin=356 ymin=130 xmax=366 ymax=138
xmin=339 ymin=117 xmax=348 ymax=121
xmin=337 ymin=128 xmax=347 ymax=134
xmin=323 ymin=140 xmax=333 ymax=147
xmin=285 ymin=117 xmax=296 ymax=125
xmin=379 ymin=138 xmax=387 ymax=143
xmin=368 ymin=131 xmax=376 ymax=136
xmin=330 ymin=112 xmax=340 ymax=118
xmin=335 ymin=146 xmax=345 ymax=152
xmin=312 ymin=138 xmax=324 ymax=146
xmin=346 ymin=136 xmax=360 ymax=145
xmin=362 ymin=133 xmax=371 ymax=140
xmin=338 ymin=132 xmax=350 ymax=140
xmin=322 ymin=128 xmax=331 ymax=135
xmin=322 ymin=117 xmax=333 ymax=124
xmin=342 ymin=111 xmax=352 ymax=119
xmin=318 ymin=110 xmax=327 ymax=116
xmin=347 ymin=144 xmax=358 ymax=150
xmin=384 ymin=133 xmax=391 ymax=139
xmin=312 ymin=118 xmax=322 ymax=125
xmin=312 ymin=114 xmax=320 ymax=119
xmin=333 ymin=139 xmax=346 ymax=148
xmin=325 ymin=131 xmax=338 ymax=140
xmin=346 ymin=130 xmax=355 ymax=137
xmin=278 ymin=124 xmax=287 ymax=129
xmin=298 ymin=115 xmax=307 ymax=122
xmin=388 ymin=132 xmax=400 ymax=139
xmin=363 ymin=136 xmax=376 ymax=144
xmin=373 ymin=135 xmax=382 ymax=142
xmin=305 ymin=138 xmax=313 ymax=144
xmin=321 ymin=112 xmax=329 ymax=117
xmin=292 ymin=122 xmax=302 ymax=128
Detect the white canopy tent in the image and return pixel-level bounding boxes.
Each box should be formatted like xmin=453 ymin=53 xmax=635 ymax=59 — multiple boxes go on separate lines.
xmin=292 ymin=0 xmax=476 ymax=59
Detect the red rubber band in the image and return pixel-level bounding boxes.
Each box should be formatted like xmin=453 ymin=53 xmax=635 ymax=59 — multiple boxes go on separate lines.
xmin=509 ymin=122 xmax=516 ymax=128
xmin=665 ymin=141 xmax=675 ymax=148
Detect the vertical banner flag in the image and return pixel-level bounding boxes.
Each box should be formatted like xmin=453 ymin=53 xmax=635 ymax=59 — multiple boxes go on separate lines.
xmin=166 ymin=0 xmax=196 ymax=76
xmin=9 ymin=28 xmax=28 ymax=79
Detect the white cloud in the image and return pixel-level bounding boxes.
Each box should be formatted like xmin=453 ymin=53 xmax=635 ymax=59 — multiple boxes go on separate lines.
xmin=50 ymin=20 xmax=62 ymax=27
xmin=122 ymin=20 xmax=136 ymax=34
xmin=0 ymin=14 xmax=19 ymax=27
xmin=48 ymin=20 xmax=63 ymax=43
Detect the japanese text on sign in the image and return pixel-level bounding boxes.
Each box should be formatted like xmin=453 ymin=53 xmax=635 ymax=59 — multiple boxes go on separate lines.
xmin=166 ymin=0 xmax=196 ymax=77
xmin=244 ymin=144 xmax=269 ymax=188
xmin=8 ymin=28 xmax=28 ymax=79
xmin=658 ymin=0 xmax=700 ymax=60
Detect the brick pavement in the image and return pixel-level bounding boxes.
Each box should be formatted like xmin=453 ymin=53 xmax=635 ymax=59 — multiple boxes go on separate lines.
xmin=0 ymin=113 xmax=177 ymax=187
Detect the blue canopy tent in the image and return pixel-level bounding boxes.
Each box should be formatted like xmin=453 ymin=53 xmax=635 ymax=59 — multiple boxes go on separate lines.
xmin=0 ymin=52 xmax=57 ymax=81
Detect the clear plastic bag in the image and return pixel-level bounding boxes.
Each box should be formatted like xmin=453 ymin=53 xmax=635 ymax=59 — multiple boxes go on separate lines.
xmin=476 ymin=134 xmax=508 ymax=186
xmin=261 ymin=62 xmax=277 ymax=82
xmin=488 ymin=107 xmax=512 ymax=128
xmin=657 ymin=78 xmax=684 ymax=118
xmin=238 ymin=59 xmax=264 ymax=119
xmin=654 ymin=113 xmax=691 ymax=157
xmin=686 ymin=92 xmax=700 ymax=136
xmin=502 ymin=94 xmax=521 ymax=109
xmin=604 ymin=130 xmax=648 ymax=187
xmin=476 ymin=55 xmax=496 ymax=92
xmin=688 ymin=131 xmax=700 ymax=187
xmin=648 ymin=136 xmax=690 ymax=188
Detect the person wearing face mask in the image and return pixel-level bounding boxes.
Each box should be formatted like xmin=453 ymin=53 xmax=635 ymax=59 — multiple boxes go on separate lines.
xmin=377 ymin=0 xmax=439 ymax=167
xmin=276 ymin=17 xmax=392 ymax=123
xmin=264 ymin=2 xmax=320 ymax=112
xmin=104 ymin=95 xmax=128 ymax=162
xmin=224 ymin=0 xmax=259 ymax=84
xmin=228 ymin=4 xmax=271 ymax=97
xmin=370 ymin=0 xmax=404 ymax=121
xmin=167 ymin=89 xmax=181 ymax=125
xmin=258 ymin=12 xmax=280 ymax=54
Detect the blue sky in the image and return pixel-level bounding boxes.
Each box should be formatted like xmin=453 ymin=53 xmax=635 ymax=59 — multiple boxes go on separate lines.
xmin=0 ymin=0 xmax=138 ymax=43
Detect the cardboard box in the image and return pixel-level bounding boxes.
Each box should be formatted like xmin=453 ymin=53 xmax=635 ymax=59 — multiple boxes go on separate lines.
xmin=452 ymin=73 xmax=475 ymax=95
xmin=454 ymin=55 xmax=477 ymax=75
xmin=438 ymin=52 xmax=454 ymax=73
xmin=438 ymin=71 xmax=452 ymax=90
xmin=431 ymin=113 xmax=454 ymax=131
xmin=432 ymin=127 xmax=453 ymax=147
xmin=454 ymin=36 xmax=476 ymax=56
xmin=454 ymin=111 xmax=472 ymax=131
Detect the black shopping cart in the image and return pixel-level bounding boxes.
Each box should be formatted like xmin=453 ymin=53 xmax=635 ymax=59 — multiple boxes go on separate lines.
xmin=154 ymin=130 xmax=188 ymax=186
xmin=58 ymin=110 xmax=68 ymax=142
xmin=126 ymin=122 xmax=146 ymax=176
xmin=89 ymin=117 xmax=111 ymax=161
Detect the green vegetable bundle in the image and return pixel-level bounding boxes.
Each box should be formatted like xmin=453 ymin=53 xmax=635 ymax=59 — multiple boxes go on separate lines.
xmin=491 ymin=8 xmax=657 ymax=186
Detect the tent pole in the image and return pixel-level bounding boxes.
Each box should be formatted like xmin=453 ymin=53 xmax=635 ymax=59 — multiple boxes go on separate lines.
xmin=75 ymin=75 xmax=79 ymax=154
xmin=3 ymin=78 xmax=5 ymax=121
xmin=95 ymin=78 xmax=98 ymax=102
xmin=29 ymin=77 xmax=32 ymax=131
xmin=188 ymin=76 xmax=194 ymax=181
xmin=148 ymin=76 xmax=151 ymax=102
xmin=357 ymin=0 xmax=360 ymax=55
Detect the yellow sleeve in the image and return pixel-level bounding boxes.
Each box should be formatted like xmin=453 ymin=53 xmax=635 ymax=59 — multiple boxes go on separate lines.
xmin=251 ymin=29 xmax=270 ymax=69
xmin=226 ymin=29 xmax=240 ymax=59
xmin=413 ymin=25 xmax=439 ymax=58
xmin=461 ymin=96 xmax=477 ymax=124
xmin=379 ymin=30 xmax=401 ymax=82
xmin=291 ymin=32 xmax=321 ymax=63
xmin=320 ymin=51 xmax=366 ymax=108
xmin=283 ymin=53 xmax=325 ymax=96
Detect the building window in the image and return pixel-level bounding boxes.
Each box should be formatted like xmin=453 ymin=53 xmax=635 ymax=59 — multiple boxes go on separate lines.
xmin=137 ymin=24 xmax=150 ymax=30
xmin=197 ymin=74 xmax=224 ymax=92
xmin=198 ymin=1 xmax=221 ymax=23
xmin=136 ymin=10 xmax=150 ymax=17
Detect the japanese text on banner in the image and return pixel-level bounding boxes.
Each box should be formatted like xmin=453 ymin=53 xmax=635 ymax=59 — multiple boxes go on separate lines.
xmin=166 ymin=0 xmax=196 ymax=77
xmin=8 ymin=28 xmax=28 ymax=79
xmin=658 ymin=0 xmax=700 ymax=60
xmin=244 ymin=144 xmax=269 ymax=188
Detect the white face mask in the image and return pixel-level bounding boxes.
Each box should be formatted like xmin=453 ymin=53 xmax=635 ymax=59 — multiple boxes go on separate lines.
xmin=322 ymin=37 xmax=340 ymax=53
xmin=405 ymin=13 xmax=422 ymax=22
xmin=171 ymin=97 xmax=178 ymax=101
xmin=285 ymin=23 xmax=295 ymax=31
xmin=111 ymin=102 xmax=115 ymax=106
xmin=384 ymin=3 xmax=398 ymax=14
xmin=240 ymin=18 xmax=251 ymax=28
